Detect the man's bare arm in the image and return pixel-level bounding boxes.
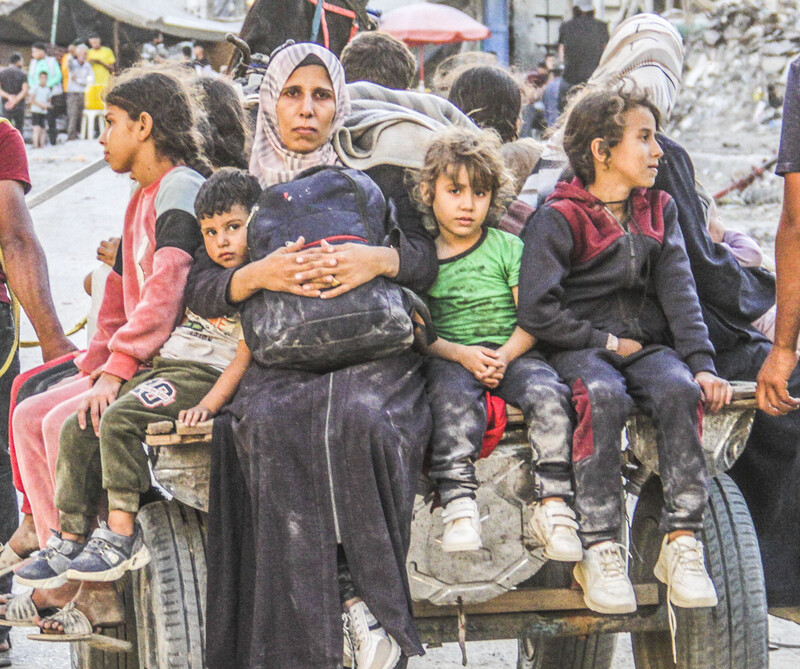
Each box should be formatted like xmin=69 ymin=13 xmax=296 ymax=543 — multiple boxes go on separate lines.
xmin=757 ymin=172 xmax=800 ymax=414
xmin=0 ymin=180 xmax=76 ymax=361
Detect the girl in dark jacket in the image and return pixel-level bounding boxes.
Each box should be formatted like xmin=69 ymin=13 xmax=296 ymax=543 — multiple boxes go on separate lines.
xmin=518 ymin=85 xmax=730 ymax=618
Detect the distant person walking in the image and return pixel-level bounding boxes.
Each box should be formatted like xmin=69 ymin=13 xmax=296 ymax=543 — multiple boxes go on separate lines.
xmin=193 ymin=43 xmax=212 ymax=76
xmin=87 ymin=34 xmax=115 ymax=87
xmin=65 ymin=44 xmax=93 ymax=140
xmin=0 ymin=53 xmax=28 ymax=132
xmin=557 ymin=0 xmax=608 ymax=111
xmin=141 ymin=31 xmax=167 ymax=63
xmin=27 ymin=43 xmax=62 ymax=145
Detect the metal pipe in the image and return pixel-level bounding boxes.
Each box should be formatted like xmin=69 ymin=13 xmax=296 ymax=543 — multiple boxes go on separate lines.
xmin=50 ymin=0 xmax=60 ymax=45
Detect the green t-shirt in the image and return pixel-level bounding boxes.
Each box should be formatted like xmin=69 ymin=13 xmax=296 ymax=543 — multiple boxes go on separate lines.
xmin=427 ymin=227 xmax=524 ymax=347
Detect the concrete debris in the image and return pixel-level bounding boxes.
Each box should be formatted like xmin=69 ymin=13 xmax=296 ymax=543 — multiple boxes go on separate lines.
xmin=672 ymin=0 xmax=800 ymax=142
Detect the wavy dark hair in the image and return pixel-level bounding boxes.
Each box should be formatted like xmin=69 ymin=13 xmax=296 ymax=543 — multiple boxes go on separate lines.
xmin=563 ymin=83 xmax=660 ymax=186
xmin=104 ymin=69 xmax=212 ymax=177
xmin=448 ymin=66 xmax=522 ymax=143
xmin=409 ymin=127 xmax=514 ymax=231
xmin=193 ymin=77 xmax=249 ymax=170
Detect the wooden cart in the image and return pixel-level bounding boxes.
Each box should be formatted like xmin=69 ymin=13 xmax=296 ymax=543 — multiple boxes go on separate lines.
xmin=73 ymin=382 xmax=767 ymax=669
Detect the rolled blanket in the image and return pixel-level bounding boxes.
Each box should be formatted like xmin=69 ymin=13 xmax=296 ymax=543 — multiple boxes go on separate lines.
xmin=335 ymin=82 xmax=478 ymax=171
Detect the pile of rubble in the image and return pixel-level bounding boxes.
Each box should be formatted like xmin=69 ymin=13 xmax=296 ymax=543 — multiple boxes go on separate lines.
xmin=671 ymin=0 xmax=800 ymax=143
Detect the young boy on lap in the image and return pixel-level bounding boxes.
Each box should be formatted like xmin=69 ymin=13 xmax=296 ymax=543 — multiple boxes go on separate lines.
xmin=519 ymin=85 xmax=731 ymax=614
xmin=16 ymin=168 xmax=259 ymax=587
xmin=413 ymin=128 xmax=581 ymax=559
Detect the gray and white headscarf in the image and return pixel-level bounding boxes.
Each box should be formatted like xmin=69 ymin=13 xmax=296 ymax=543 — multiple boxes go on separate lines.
xmin=588 ymin=13 xmax=684 ymax=122
xmin=249 ymin=42 xmax=351 ymax=188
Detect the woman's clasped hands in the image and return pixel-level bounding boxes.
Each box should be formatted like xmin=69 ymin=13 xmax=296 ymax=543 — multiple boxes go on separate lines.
xmin=244 ymin=237 xmax=399 ymax=299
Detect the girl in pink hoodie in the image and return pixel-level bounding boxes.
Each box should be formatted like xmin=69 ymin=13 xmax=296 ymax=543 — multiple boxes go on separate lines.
xmin=5 ymin=69 xmax=210 ymax=627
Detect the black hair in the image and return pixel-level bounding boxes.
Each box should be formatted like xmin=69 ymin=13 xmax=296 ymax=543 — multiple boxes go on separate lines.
xmin=89 ymin=33 xmax=100 ymax=39
xmin=448 ymin=66 xmax=522 ymax=143
xmin=194 ymin=167 xmax=261 ymax=222
xmin=182 ymin=45 xmax=193 ymax=58
xmin=105 ymin=69 xmax=212 ymax=177
xmin=193 ymin=77 xmax=249 ymax=170
xmin=32 ymin=42 xmax=48 ymax=52
xmin=296 ymin=53 xmax=325 ymax=69
xmin=9 ymin=53 xmax=21 ymax=65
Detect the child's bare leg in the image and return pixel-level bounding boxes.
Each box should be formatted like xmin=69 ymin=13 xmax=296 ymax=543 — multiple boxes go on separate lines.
xmin=0 ymin=582 xmax=80 ymax=617
xmin=60 ymin=531 xmax=85 ymax=542
xmin=7 ymin=513 xmax=40 ymax=556
xmin=667 ymin=529 xmax=694 ymax=542
xmin=107 ymin=510 xmax=135 ymax=537
xmin=37 ymin=582 xmax=124 ymax=633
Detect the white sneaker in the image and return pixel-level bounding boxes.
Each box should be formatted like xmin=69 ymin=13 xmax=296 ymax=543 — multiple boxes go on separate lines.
xmin=346 ymin=600 xmax=401 ymax=669
xmin=573 ymin=541 xmax=637 ymax=614
xmin=654 ymin=534 xmax=718 ymax=608
xmin=343 ymin=613 xmax=354 ymax=668
xmin=441 ymin=497 xmax=482 ymax=552
xmin=527 ymin=499 xmax=583 ymax=562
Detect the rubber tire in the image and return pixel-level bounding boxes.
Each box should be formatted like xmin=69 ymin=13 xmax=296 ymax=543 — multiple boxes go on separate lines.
xmin=131 ymin=500 xmax=208 ymax=669
xmin=70 ymin=575 xmax=140 ymax=669
xmin=630 ymin=474 xmax=768 ymax=668
xmin=516 ymin=561 xmax=616 ymax=669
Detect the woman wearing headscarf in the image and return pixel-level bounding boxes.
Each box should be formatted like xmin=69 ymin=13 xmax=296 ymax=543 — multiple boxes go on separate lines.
xmin=185 ymin=43 xmax=437 ymax=669
xmin=582 ymin=12 xmax=800 ymax=622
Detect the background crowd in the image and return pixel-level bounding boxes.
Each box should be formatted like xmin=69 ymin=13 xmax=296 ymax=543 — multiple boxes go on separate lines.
xmin=0 ymin=32 xmax=220 ymax=147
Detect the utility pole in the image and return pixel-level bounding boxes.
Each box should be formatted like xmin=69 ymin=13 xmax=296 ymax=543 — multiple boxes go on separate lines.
xmin=50 ymin=0 xmax=60 ymax=45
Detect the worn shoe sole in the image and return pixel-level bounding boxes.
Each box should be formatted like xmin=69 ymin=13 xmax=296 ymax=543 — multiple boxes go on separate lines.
xmin=653 ymin=558 xmax=719 ymax=608
xmin=367 ymin=636 xmax=402 ymax=669
xmin=573 ymin=563 xmax=637 ymax=615
xmin=442 ymin=536 xmax=482 ymax=552
xmin=0 ymin=543 xmax=27 ymax=579
xmin=543 ymin=544 xmax=584 ymax=563
xmin=64 ymin=544 xmax=151 ymax=583
xmin=14 ymin=572 xmax=68 ymax=590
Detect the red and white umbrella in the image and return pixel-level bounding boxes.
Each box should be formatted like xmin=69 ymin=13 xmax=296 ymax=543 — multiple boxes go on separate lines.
xmin=379 ymin=2 xmax=491 ymax=89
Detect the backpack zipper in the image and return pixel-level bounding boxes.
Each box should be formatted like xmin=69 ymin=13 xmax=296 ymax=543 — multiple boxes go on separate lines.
xmin=340 ymin=170 xmax=373 ymax=244
xmin=323 ymin=374 xmax=341 ymax=542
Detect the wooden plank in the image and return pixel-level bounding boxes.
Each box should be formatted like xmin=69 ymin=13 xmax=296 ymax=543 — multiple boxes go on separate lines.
xmin=146 ymin=433 xmax=212 ymax=446
xmin=145 ymin=420 xmax=174 ymax=435
xmin=143 ymin=380 xmax=758 ymax=445
xmin=412 ymin=583 xmax=659 ymax=617
xmin=175 ymin=420 xmax=214 ymax=436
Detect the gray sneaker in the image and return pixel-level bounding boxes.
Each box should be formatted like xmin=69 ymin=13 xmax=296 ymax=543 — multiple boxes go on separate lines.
xmin=14 ymin=530 xmax=85 ymax=589
xmin=64 ymin=522 xmax=150 ymax=582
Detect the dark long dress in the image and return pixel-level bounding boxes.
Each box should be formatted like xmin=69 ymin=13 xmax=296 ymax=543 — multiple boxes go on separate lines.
xmin=654 ymin=134 xmax=800 ymax=607
xmin=187 ymin=165 xmax=438 ymax=668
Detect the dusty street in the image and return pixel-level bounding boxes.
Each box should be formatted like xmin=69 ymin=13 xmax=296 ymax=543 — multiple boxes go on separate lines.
xmin=7 ymin=116 xmax=799 ymax=667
